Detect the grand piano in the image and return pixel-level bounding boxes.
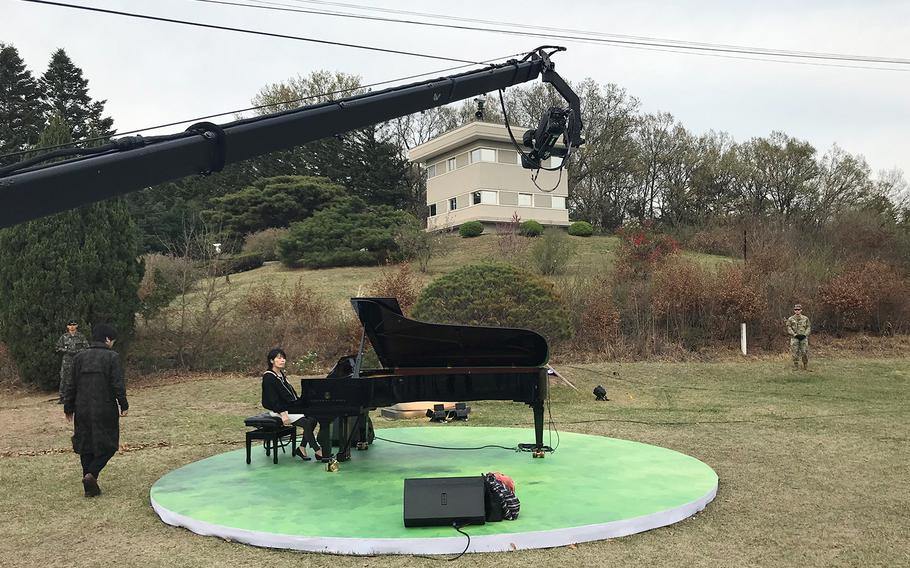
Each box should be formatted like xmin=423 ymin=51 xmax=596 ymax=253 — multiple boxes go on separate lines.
xmin=288 ymin=297 xmax=551 ymax=465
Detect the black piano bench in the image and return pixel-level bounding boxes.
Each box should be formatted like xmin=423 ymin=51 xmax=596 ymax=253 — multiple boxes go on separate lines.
xmin=244 ymin=413 xmax=297 ymax=465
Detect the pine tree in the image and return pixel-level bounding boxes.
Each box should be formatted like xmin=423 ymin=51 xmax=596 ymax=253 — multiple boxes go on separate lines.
xmin=0 ymin=43 xmax=43 ymax=166
xmin=0 ymin=114 xmax=141 ymax=389
xmin=39 ymin=49 xmax=113 ymax=141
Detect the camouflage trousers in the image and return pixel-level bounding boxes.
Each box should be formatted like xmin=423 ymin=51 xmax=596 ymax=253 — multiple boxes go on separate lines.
xmin=58 ymin=364 xmax=73 ymax=400
xmin=790 ymin=338 xmax=809 ymax=366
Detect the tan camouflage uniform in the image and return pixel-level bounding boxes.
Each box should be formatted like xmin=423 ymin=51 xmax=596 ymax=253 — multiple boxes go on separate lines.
xmin=785 ymin=308 xmax=811 ymax=370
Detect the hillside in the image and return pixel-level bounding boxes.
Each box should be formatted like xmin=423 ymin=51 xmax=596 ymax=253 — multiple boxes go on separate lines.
xmin=195 ymin=233 xmax=733 ymax=309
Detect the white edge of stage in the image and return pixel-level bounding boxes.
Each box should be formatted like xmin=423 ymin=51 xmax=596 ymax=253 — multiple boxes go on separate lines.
xmin=150 ymin=481 xmax=717 ymax=555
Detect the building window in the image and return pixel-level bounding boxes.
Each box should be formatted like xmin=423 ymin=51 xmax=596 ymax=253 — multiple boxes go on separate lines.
xmin=552 ymin=196 xmax=566 ymax=209
xmin=470 ymin=148 xmax=496 ymax=163
xmin=447 ymin=157 xmax=457 ymax=172
xmin=426 ymin=163 xmax=437 ymax=178
xmin=472 ymin=190 xmax=497 ymax=205
xmin=498 ymin=150 xmax=518 ymax=164
xmin=518 ymin=193 xmax=533 ymax=207
xmin=429 ymin=203 xmax=437 ymax=216
xmin=449 ymin=197 xmax=457 ymax=211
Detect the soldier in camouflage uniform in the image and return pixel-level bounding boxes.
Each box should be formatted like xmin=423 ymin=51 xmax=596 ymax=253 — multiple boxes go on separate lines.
xmin=785 ymin=304 xmax=811 ymax=370
xmin=57 ymin=320 xmax=89 ymax=403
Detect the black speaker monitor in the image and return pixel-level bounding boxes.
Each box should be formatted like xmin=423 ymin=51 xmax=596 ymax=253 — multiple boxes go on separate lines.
xmin=403 ymin=476 xmax=487 ymax=528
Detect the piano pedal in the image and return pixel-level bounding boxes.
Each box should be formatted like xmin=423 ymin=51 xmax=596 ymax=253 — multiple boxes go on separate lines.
xmin=532 ymin=449 xmax=546 ymax=459
xmin=325 ymin=458 xmax=339 ymax=473
xmin=356 ymin=442 xmax=369 ymax=451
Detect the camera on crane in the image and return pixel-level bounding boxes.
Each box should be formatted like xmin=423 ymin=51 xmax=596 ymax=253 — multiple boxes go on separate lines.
xmin=521 ymin=106 xmax=571 ymax=169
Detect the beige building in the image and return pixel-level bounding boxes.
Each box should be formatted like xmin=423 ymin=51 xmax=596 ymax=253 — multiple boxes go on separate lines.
xmin=408 ymin=121 xmax=569 ymax=231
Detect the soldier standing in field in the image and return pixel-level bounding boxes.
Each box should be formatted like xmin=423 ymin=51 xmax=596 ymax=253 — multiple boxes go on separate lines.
xmin=786 ymin=304 xmax=811 ymax=370
xmin=56 ymin=319 xmax=89 ymax=403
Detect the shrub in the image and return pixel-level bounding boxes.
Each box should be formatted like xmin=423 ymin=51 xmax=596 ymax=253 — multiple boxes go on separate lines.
xmin=531 ymin=229 xmax=575 ymax=275
xmin=277 ymin=197 xmax=414 ymax=268
xmin=217 ymin=252 xmax=264 ymax=275
xmin=519 ymin=220 xmax=544 ymax=237
xmin=241 ymin=228 xmax=289 ymax=261
xmin=368 ymin=263 xmax=421 ymax=313
xmin=567 ymin=221 xmax=594 ymax=237
xmin=615 ymin=222 xmax=679 ymax=277
xmin=818 ymin=260 xmax=910 ymax=333
xmin=138 ymin=254 xmax=189 ymax=320
xmin=688 ymin=225 xmax=741 ymax=256
xmin=459 ymin=221 xmax=484 ymax=238
xmin=395 ymin=220 xmax=449 ymax=272
xmin=412 ymin=262 xmax=573 ymax=341
xmin=558 ymin=275 xmax=621 ymax=353
xmin=651 ymin=258 xmax=706 ymax=324
xmin=496 ymin=212 xmax=530 ymax=263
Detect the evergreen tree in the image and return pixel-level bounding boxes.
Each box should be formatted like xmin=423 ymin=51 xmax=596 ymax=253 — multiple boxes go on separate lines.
xmin=0 ymin=113 xmax=141 ymax=389
xmin=340 ymin=125 xmax=412 ymax=209
xmin=0 ymin=43 xmax=43 ymax=166
xmin=39 ymin=49 xmax=114 ymax=140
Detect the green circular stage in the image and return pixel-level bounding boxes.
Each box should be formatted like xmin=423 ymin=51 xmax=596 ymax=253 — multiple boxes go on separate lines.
xmin=150 ymin=427 xmax=717 ymax=555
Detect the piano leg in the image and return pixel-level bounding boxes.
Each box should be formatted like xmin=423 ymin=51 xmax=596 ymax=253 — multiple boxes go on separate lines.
xmin=336 ymin=417 xmax=352 ymax=462
xmin=316 ymin=419 xmax=332 ymax=461
xmin=533 ymin=401 xmax=545 ymax=452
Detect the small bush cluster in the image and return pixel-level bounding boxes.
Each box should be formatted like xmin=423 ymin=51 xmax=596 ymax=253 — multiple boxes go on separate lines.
xmin=412 ymin=262 xmax=573 ymax=342
xmin=558 ymin=275 xmax=622 ymax=353
xmin=367 ymin=263 xmax=421 ymax=314
xmin=567 ymin=221 xmax=594 ymax=237
xmin=615 ymin=222 xmax=680 ymax=277
xmin=530 ymin=229 xmax=575 ymax=275
xmin=135 ymin=278 xmax=362 ymax=373
xmin=138 ymin=254 xmax=191 ymax=320
xmin=217 ymin=252 xmax=264 ymax=275
xmin=495 ymin=213 xmax=530 ymax=263
xmin=395 ymin=221 xmax=449 ymax=272
xmin=687 ymin=225 xmax=741 ymax=256
xmin=242 ymin=228 xmax=289 ymax=261
xmin=458 ymin=221 xmax=484 ymax=238
xmin=818 ymin=260 xmax=910 ymax=333
xmin=519 ymin=220 xmax=544 ymax=237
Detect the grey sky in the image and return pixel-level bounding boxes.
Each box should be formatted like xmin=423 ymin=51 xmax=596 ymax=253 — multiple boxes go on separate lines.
xmin=2 ymin=0 xmax=908 ymax=180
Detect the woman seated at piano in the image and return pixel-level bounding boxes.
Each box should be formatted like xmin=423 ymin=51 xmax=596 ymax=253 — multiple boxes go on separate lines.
xmin=261 ymin=348 xmax=322 ymax=461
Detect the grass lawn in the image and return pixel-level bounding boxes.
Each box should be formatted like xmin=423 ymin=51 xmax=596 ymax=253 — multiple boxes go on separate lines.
xmin=1 ymin=358 xmax=908 ymax=567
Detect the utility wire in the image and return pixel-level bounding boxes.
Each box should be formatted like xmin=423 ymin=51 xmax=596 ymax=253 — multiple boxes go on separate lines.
xmin=0 ymin=52 xmax=522 ymax=162
xmin=199 ymin=0 xmax=910 ymax=68
xmin=281 ymin=0 xmax=905 ymax=63
xmin=18 ymin=0 xmax=481 ymax=64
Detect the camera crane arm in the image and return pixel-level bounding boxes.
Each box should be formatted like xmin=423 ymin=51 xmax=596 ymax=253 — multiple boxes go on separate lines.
xmin=0 ymin=47 xmax=583 ymax=229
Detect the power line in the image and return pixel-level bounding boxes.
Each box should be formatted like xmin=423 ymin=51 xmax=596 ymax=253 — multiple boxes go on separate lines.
xmin=222 ymin=0 xmax=910 ymax=68
xmin=18 ymin=0 xmax=480 ymax=65
xmin=0 ymin=52 xmax=523 ymax=163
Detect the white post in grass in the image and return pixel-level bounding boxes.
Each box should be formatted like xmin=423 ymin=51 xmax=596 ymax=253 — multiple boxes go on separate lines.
xmin=740 ymin=323 xmax=747 ymax=355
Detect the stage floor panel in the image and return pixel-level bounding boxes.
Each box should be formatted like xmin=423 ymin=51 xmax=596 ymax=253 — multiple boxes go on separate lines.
xmin=150 ymin=426 xmax=717 ymax=554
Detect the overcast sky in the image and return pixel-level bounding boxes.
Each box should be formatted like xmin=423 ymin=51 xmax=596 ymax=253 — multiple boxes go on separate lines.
xmin=2 ymin=0 xmax=909 ymax=180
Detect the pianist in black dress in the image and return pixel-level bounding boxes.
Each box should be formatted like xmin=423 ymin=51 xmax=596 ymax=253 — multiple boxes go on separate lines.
xmin=261 ymin=348 xmax=322 ymax=461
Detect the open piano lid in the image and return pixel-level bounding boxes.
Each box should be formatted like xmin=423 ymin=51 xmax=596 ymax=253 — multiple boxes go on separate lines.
xmin=351 ymin=297 xmax=549 ymax=369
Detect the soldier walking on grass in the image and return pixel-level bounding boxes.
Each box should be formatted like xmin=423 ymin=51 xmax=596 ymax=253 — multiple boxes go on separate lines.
xmin=786 ymin=304 xmax=811 ymax=370
xmin=56 ymin=319 xmax=89 ymax=403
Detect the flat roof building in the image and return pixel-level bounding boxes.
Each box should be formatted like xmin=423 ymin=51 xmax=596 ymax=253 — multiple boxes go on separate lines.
xmin=409 ymin=121 xmax=569 ymax=232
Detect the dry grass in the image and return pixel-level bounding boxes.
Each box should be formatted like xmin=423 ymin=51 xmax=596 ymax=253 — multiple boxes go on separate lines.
xmin=1 ymin=358 xmax=908 ymax=567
